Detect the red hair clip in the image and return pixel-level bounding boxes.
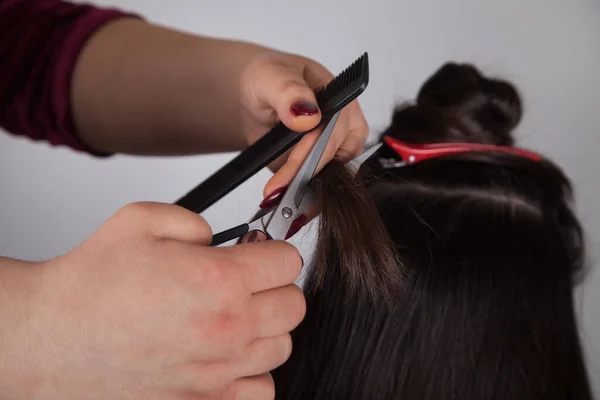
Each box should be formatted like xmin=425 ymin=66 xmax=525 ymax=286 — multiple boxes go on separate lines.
xmin=380 ymin=136 xmax=542 ymax=168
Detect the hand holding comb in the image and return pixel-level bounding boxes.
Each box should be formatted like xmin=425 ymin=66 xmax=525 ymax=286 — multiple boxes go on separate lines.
xmin=174 ymin=52 xmax=370 ymax=215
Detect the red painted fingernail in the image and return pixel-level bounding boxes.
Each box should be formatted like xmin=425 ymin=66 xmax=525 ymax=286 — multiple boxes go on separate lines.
xmin=285 ymin=214 xmax=307 ymax=240
xmin=259 ymin=186 xmax=287 ymax=209
xmin=290 ymin=101 xmax=318 ymax=117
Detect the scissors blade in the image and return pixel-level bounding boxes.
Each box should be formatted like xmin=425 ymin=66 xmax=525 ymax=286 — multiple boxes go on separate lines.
xmin=290 ymin=111 xmax=341 ymax=208
xmin=264 ymin=111 xmax=341 ymax=240
xmin=346 ymin=142 xmax=383 ymax=172
xmin=291 ymin=142 xmax=382 ymax=216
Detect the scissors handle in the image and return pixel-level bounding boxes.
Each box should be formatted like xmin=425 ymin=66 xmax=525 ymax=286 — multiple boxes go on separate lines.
xmin=210 ymin=224 xmax=250 ymax=246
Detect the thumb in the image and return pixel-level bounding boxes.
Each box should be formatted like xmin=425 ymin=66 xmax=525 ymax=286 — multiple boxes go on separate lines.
xmin=255 ymin=62 xmax=322 ymax=133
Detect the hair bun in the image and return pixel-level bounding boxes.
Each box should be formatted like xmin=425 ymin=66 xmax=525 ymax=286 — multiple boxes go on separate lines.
xmin=415 ymin=62 xmax=523 ymax=145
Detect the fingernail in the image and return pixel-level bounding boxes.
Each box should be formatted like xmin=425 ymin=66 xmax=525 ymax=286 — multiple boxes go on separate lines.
xmin=259 ymin=186 xmax=287 ymax=209
xmin=290 ymin=101 xmax=318 ymax=117
xmin=285 ymin=214 xmax=307 ymax=240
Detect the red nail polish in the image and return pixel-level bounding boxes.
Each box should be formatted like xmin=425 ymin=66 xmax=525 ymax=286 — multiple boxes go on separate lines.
xmin=290 ymin=101 xmax=318 ymax=116
xmin=285 ymin=214 xmax=307 ymax=240
xmin=259 ymin=187 xmax=287 ymax=209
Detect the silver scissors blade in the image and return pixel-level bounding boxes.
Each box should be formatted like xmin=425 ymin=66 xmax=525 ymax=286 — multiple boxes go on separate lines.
xmin=290 ymin=142 xmax=382 ymax=222
xmin=263 ymin=111 xmax=341 ymax=240
xmin=346 ymin=142 xmax=383 ymax=172
xmin=292 ymin=111 xmax=340 ymax=208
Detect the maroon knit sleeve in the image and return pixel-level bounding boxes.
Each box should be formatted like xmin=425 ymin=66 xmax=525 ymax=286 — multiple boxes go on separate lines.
xmin=0 ymin=0 xmax=141 ymax=155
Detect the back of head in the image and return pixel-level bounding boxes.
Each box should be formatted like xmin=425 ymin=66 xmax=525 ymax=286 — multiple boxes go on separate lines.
xmin=271 ymin=62 xmax=592 ymax=399
xmin=389 ymin=61 xmax=521 ymax=146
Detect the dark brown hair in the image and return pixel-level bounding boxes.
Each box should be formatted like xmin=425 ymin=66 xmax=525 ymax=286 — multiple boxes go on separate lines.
xmin=271 ymin=62 xmax=593 ymax=399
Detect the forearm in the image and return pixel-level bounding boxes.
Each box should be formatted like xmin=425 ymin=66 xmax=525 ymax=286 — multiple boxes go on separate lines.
xmin=0 ymin=0 xmax=137 ymax=154
xmin=72 ymin=18 xmax=271 ymax=156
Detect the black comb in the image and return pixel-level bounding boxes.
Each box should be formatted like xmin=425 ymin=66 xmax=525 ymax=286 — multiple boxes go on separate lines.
xmin=175 ymin=52 xmax=369 ymax=214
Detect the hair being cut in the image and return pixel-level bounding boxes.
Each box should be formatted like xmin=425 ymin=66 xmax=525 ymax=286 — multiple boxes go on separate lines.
xmin=270 ymin=62 xmax=593 ymax=399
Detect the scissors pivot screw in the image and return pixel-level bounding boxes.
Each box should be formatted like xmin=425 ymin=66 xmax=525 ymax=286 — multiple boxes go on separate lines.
xmin=282 ymin=207 xmax=293 ymax=218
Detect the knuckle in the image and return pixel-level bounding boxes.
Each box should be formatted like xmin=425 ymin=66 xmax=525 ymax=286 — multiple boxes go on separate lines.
xmin=212 ymin=310 xmax=238 ymax=334
xmin=119 ymin=201 xmax=149 ymax=214
xmin=277 ymin=333 xmax=293 ymax=365
xmin=114 ymin=201 xmax=153 ymax=221
xmin=278 ymin=243 xmax=303 ymax=280
xmin=351 ymin=125 xmax=369 ymax=141
xmin=189 ymin=214 xmax=213 ymax=240
xmin=204 ymin=253 xmax=245 ymax=294
xmin=290 ymin=286 xmax=307 ymax=328
xmin=359 ymin=125 xmax=370 ymax=138
xmin=200 ymin=310 xmax=247 ymax=357
xmin=182 ymin=364 xmax=233 ymax=398
xmin=220 ymin=274 xmax=247 ymax=305
xmin=262 ymin=379 xmax=276 ymax=400
xmin=278 ymin=79 xmax=314 ymax=99
xmin=214 ymin=311 xmax=243 ymax=343
xmin=227 ymin=379 xmax=275 ymax=400
xmin=109 ymin=202 xmax=163 ymax=237
xmin=249 ymin=377 xmax=275 ymax=400
xmin=203 ymin=257 xmax=232 ymax=287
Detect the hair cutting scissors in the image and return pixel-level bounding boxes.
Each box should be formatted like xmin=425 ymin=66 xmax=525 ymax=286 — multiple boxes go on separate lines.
xmin=210 ymin=110 xmax=383 ymax=246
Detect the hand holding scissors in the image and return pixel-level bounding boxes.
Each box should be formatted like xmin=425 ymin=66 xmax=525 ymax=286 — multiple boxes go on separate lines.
xmin=210 ymin=110 xmax=382 ymax=246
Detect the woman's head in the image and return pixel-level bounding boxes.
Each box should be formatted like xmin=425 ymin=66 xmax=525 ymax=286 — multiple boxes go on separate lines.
xmin=370 ymin=62 xmax=584 ymax=282
xmin=388 ymin=61 xmax=522 ymax=146
xmin=271 ymin=62 xmax=592 ymax=399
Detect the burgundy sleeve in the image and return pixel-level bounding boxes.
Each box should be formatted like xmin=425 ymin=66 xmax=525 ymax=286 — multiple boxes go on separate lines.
xmin=0 ymin=0 xmax=141 ymax=155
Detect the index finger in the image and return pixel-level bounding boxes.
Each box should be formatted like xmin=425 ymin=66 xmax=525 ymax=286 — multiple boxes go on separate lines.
xmin=263 ymin=105 xmax=354 ymax=198
xmin=225 ymin=240 xmax=303 ymax=293
xmin=264 ymin=95 xmax=368 ymax=198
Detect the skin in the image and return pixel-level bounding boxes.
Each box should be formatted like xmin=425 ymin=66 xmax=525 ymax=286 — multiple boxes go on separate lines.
xmin=71 ymin=18 xmax=369 ymax=197
xmin=0 ymin=16 xmax=369 ymax=400
xmin=0 ymin=202 xmax=305 ymax=399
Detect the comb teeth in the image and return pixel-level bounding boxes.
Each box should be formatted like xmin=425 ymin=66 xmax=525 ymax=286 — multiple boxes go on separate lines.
xmin=315 ymin=52 xmax=369 ymax=112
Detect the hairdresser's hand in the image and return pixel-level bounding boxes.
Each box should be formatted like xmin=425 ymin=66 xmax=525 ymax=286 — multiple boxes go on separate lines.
xmin=239 ymin=51 xmax=369 ymax=198
xmin=0 ymin=202 xmax=305 ymax=400
xmin=73 ymin=20 xmax=368 ymax=193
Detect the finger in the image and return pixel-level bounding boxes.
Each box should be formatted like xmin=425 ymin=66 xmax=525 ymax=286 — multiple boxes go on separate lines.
xmin=262 ymin=113 xmax=347 ymax=198
xmin=261 ymin=126 xmax=321 ymax=197
xmin=338 ymin=100 xmax=370 ymax=158
xmin=264 ymin=101 xmax=369 ymax=198
xmin=336 ymin=125 xmax=370 ymax=164
xmin=260 ymin=58 xmax=366 ymax=195
xmin=304 ymin=59 xmax=369 ymax=164
xmin=110 ymin=201 xmax=212 ymax=245
xmin=250 ymin=284 xmax=306 ymax=339
xmin=235 ymin=334 xmax=293 ymax=379
xmin=225 ymin=241 xmax=303 ymax=293
xmin=222 ymin=373 xmax=275 ymax=400
xmin=262 ymin=58 xmax=334 ymax=177
xmin=253 ymin=59 xmax=322 ymax=134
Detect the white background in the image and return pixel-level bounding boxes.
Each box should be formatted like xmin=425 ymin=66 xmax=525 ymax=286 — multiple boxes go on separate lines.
xmin=1 ymin=0 xmax=598 ymax=395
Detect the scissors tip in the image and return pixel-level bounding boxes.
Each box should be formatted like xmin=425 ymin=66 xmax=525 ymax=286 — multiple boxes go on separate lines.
xmin=347 ymin=142 xmax=383 ymax=171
